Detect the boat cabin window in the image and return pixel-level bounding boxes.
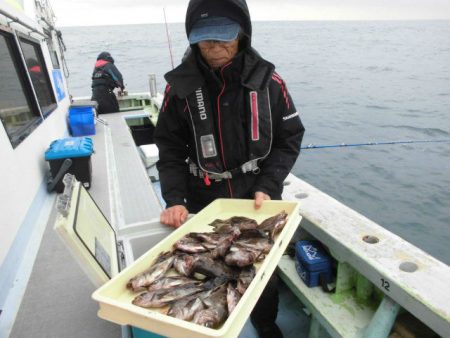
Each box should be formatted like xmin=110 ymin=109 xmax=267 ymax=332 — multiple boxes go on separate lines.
xmin=19 ymin=37 xmax=57 ymax=117
xmin=0 ymin=30 xmax=42 ymax=148
xmin=44 ymin=29 xmax=60 ymax=69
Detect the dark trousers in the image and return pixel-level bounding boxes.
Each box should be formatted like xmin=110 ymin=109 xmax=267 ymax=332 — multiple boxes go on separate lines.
xmin=251 ymin=273 xmax=279 ymax=325
xmin=92 ymin=86 xmax=119 ymax=114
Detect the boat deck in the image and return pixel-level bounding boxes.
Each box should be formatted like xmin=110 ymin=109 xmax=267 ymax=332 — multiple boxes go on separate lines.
xmin=9 ymin=110 xmax=314 ymax=338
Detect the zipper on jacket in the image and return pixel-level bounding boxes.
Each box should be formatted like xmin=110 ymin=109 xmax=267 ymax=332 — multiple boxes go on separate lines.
xmin=217 ymin=62 xmax=233 ymax=197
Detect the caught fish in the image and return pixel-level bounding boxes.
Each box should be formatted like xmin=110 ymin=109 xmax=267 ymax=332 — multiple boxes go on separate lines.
xmin=238 ymin=228 xmax=268 ymax=239
xmin=188 ymin=232 xmax=224 ymax=244
xmin=211 ymin=228 xmax=241 ymax=258
xmin=258 ymin=211 xmax=288 ymax=239
xmin=237 ymin=265 xmax=256 ymax=294
xmin=147 ymin=276 xmax=202 ymax=292
xmin=173 ymin=254 xmax=196 ymax=276
xmin=173 ymin=236 xmax=208 ymax=253
xmin=127 ymin=252 xmax=174 ymax=292
xmin=132 ymin=283 xmax=205 ymax=308
xmin=191 ymin=255 xmax=239 ymax=279
xmin=188 ymin=231 xmax=239 ymax=253
xmin=167 ymin=277 xmax=227 ymax=319
xmin=226 ymin=283 xmax=241 ymax=314
xmin=168 ymin=297 xmax=206 ymax=321
xmin=167 ymin=287 xmax=214 ymax=320
xmin=210 ymin=216 xmax=258 ymax=233
xmin=224 ymin=245 xmax=264 ymax=267
xmin=193 ymin=284 xmax=228 ymax=328
xmin=234 ymin=237 xmax=273 ymax=254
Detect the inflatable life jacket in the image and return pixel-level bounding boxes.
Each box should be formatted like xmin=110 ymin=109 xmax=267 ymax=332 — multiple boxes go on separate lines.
xmin=185 ymin=86 xmax=273 ymax=179
xmin=92 ymin=60 xmax=115 ymax=88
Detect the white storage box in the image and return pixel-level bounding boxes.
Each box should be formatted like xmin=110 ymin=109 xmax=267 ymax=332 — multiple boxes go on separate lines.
xmin=139 ymin=144 xmax=159 ymax=167
xmin=139 ymin=144 xmax=159 ymax=182
xmin=54 ymin=175 xmax=172 ymax=286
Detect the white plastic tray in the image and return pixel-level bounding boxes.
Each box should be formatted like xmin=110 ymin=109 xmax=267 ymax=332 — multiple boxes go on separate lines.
xmin=92 ymin=198 xmax=301 ymax=338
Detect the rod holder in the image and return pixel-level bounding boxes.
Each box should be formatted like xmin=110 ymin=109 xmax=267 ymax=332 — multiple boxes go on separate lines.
xmin=148 ymin=74 xmax=157 ymax=98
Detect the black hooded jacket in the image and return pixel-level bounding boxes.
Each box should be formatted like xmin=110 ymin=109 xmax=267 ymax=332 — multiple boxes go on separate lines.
xmin=91 ymin=52 xmax=124 ymax=90
xmin=154 ymin=0 xmax=305 ymax=212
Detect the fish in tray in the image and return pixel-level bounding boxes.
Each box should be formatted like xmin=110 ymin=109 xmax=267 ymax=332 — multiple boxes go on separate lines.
xmin=192 ymin=284 xmax=229 ymax=328
xmin=173 ymin=236 xmax=209 ymax=253
xmin=132 ymin=282 xmax=207 ymax=308
xmin=147 ymin=276 xmax=202 ymax=292
xmin=224 ymin=237 xmax=274 ymax=267
xmin=126 ymin=211 xmax=288 ymax=327
xmin=167 ymin=277 xmax=227 ymax=321
xmin=224 ymin=244 xmax=265 ymax=267
xmin=172 ymin=252 xmax=239 ymax=278
xmin=167 ymin=290 xmax=211 ymax=321
xmin=173 ymin=253 xmax=197 ymax=276
xmin=237 ymin=265 xmax=256 ymax=294
xmin=226 ymin=282 xmax=241 ymax=314
xmin=191 ymin=254 xmax=240 ymax=279
xmin=127 ymin=251 xmax=175 ymax=292
xmin=258 ymin=210 xmax=288 ymax=240
xmin=210 ymin=216 xmax=258 ymax=233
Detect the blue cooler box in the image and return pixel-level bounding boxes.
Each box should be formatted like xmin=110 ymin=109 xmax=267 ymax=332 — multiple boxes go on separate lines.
xmin=68 ymin=106 xmax=96 ymax=136
xmin=45 ymin=137 xmax=93 ymax=193
xmin=295 ymin=240 xmax=333 ymax=287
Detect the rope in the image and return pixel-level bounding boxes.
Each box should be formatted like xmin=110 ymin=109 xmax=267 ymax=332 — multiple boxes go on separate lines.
xmin=301 ymin=139 xmax=450 ymax=150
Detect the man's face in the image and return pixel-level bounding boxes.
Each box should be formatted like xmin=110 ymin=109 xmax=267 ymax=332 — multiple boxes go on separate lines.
xmin=198 ymin=39 xmax=239 ymax=69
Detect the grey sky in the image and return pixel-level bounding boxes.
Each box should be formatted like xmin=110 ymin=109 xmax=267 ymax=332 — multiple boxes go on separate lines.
xmin=52 ymin=0 xmax=450 ymax=27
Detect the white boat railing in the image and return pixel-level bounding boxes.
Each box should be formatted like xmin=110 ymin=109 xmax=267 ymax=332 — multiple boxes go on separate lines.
xmin=280 ymin=173 xmax=450 ymax=337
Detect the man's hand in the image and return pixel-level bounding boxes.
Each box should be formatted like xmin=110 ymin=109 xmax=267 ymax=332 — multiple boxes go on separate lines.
xmin=160 ymin=205 xmax=188 ymax=228
xmin=254 ymin=191 xmax=271 ymax=209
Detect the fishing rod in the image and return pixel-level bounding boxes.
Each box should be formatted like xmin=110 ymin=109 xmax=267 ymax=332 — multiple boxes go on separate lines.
xmin=301 ymin=139 xmax=450 ymax=150
xmin=163 ymin=8 xmax=175 ymax=69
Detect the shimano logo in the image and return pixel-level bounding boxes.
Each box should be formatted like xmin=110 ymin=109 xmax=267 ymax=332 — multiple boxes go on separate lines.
xmin=200 ymin=12 xmax=209 ymax=18
xmin=195 ymin=89 xmax=207 ymax=120
xmin=283 ymin=112 xmax=299 ymax=121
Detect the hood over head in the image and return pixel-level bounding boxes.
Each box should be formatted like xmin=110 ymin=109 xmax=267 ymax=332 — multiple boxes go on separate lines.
xmin=185 ymin=0 xmax=252 ymax=46
xmin=97 ymin=51 xmax=114 ymax=63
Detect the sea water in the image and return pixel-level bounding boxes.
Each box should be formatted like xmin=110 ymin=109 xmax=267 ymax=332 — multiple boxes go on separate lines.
xmin=61 ymin=20 xmax=450 ymax=264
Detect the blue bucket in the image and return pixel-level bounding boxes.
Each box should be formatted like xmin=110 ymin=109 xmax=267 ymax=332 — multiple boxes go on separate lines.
xmin=68 ymin=106 xmax=95 ymax=136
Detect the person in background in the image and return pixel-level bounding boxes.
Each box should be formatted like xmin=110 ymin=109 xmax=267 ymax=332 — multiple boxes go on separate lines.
xmin=154 ymin=0 xmax=305 ymax=337
xmin=91 ymin=51 xmax=124 ymax=114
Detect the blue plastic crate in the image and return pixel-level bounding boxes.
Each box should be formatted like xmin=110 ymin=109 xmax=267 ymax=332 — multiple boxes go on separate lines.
xmin=295 ymin=240 xmax=333 ymax=287
xmin=69 ymin=106 xmax=95 ymax=136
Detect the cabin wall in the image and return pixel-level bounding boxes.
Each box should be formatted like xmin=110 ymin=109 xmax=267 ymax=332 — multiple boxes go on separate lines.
xmin=0 ymin=106 xmax=69 ymax=264
xmin=0 ymin=4 xmax=71 ymax=276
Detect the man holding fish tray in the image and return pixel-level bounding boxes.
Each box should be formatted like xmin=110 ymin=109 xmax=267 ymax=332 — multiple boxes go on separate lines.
xmin=154 ymin=0 xmax=304 ymax=336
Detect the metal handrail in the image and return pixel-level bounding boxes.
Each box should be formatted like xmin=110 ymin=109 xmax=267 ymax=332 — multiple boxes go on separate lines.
xmin=0 ymin=8 xmax=47 ymax=38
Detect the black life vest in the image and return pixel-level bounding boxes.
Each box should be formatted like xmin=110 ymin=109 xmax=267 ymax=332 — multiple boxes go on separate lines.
xmin=92 ymin=63 xmax=115 ymax=88
xmin=185 ymin=86 xmax=273 ymax=178
xmin=92 ymin=66 xmax=108 ymax=80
